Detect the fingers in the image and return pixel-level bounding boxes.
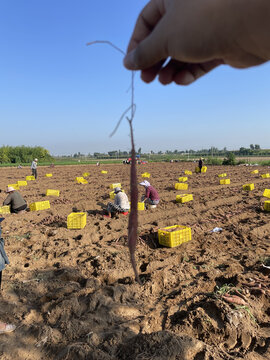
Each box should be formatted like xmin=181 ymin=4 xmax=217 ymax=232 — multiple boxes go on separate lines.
xmin=124 ymin=0 xmax=168 ymax=70
xmin=126 ymin=0 xmax=166 ymax=53
xmin=141 ymin=60 xmax=166 ymax=83
xmin=157 ymin=59 xmax=224 ymax=85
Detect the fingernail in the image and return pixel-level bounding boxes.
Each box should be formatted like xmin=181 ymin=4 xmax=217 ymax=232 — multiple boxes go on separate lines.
xmin=182 ymin=72 xmax=195 ymax=85
xmin=124 ymin=49 xmax=137 ymax=70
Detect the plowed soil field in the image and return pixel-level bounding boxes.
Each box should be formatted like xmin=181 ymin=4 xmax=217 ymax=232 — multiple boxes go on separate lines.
xmin=0 ymin=162 xmax=270 ymax=360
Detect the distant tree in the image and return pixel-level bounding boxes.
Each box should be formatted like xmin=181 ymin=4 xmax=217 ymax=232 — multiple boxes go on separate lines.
xmin=108 ymin=151 xmax=118 ymax=157
xmin=239 ymin=147 xmax=249 ymax=155
xmin=222 ymin=152 xmax=236 ymax=165
xmin=137 ymin=147 xmax=142 ymax=154
xmin=250 ymin=144 xmax=254 ymax=150
xmin=254 ymin=144 xmax=260 ymax=150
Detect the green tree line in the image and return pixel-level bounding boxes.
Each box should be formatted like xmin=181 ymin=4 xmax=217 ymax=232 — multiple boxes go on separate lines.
xmin=0 ymin=146 xmax=53 ymax=164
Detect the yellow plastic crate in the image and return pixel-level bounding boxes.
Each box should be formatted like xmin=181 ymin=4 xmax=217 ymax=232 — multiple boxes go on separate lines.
xmin=261 ymin=174 xmax=270 ymax=179
xmin=243 ymin=183 xmax=254 ymax=191
xmin=220 ymin=179 xmax=230 ymax=185
xmin=158 ymin=225 xmax=192 ymax=248
xmin=178 ymin=177 xmax=188 ymax=182
xmin=141 ymin=172 xmax=150 ymax=178
xmin=176 ymin=194 xmax=193 ymax=203
xmin=26 ymin=176 xmax=35 ymax=181
xmin=46 ymin=189 xmax=60 ymax=197
xmin=175 ymin=183 xmax=188 ymax=190
xmin=101 ymin=170 xmax=108 ymax=174
xmin=218 ymin=173 xmax=227 ymax=178
xmin=251 ymin=170 xmax=259 ymax=174
xmin=263 ymin=189 xmax=270 ymax=198
xmin=129 ymin=202 xmax=145 ymax=211
xmin=195 ymin=167 xmax=200 ymax=173
xmin=138 ymin=202 xmax=145 ymax=210
xmin=185 ymin=170 xmax=192 ymax=175
xmin=29 ymin=200 xmax=50 ymax=212
xmin=0 ymin=206 xmax=10 ymax=214
xmin=67 ymin=212 xmax=87 ymax=229
xmin=17 ymin=180 xmax=27 ymax=186
xmin=264 ymin=201 xmax=270 ymax=212
xmin=78 ymin=178 xmax=88 ymax=184
xmin=201 ymin=166 xmax=207 ymax=173
xmin=8 ymin=184 xmax=20 ymax=190
xmin=45 ymin=173 xmax=53 ymax=177
xmin=83 ymin=172 xmax=90 ymax=177
xmin=110 ymin=183 xmax=122 ymax=189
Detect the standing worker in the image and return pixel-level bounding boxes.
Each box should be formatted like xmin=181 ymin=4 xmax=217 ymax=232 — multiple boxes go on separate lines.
xmin=0 ymin=217 xmax=16 ymax=334
xmin=139 ymin=180 xmax=160 ymax=207
xmin=3 ymin=187 xmax=27 ymax=214
xmin=31 ymin=158 xmax=38 ymax=179
xmin=198 ymin=158 xmax=203 ymax=173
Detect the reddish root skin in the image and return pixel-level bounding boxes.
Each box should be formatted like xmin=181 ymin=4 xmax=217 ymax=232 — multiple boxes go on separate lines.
xmin=87 ymin=41 xmax=140 ymax=284
xmin=128 ymin=119 xmax=142 ymax=285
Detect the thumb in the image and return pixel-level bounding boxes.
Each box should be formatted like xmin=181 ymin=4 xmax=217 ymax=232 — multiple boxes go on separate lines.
xmin=124 ymin=20 xmax=168 ymax=70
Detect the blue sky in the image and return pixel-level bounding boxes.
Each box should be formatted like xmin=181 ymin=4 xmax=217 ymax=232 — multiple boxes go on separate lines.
xmin=0 ymin=0 xmax=269 ymax=155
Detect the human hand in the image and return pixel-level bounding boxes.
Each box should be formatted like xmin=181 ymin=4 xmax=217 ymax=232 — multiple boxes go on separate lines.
xmin=124 ymin=0 xmax=270 ymax=85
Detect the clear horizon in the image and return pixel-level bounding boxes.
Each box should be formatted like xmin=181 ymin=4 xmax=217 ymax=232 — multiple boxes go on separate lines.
xmin=1 ymin=1 xmax=270 ymax=155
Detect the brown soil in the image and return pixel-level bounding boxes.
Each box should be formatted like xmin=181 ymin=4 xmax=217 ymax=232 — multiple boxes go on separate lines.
xmin=0 ymin=162 xmax=270 ymax=360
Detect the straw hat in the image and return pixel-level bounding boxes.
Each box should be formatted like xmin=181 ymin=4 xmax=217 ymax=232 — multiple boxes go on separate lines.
xmin=6 ymin=186 xmax=15 ymax=193
xmin=114 ymin=187 xmax=122 ymax=194
xmin=34 ymin=158 xmax=38 ymax=162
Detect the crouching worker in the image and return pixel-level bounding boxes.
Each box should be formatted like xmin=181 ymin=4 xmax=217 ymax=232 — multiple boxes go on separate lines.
xmin=0 ymin=217 xmax=16 ymax=334
xmin=105 ymin=187 xmax=130 ymax=218
xmin=139 ymin=180 xmax=160 ymax=207
xmin=3 ymin=187 xmax=27 ymax=214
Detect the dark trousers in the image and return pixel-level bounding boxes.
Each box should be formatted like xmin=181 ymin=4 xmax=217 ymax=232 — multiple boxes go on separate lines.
xmin=32 ymin=168 xmax=37 ymax=179
xmin=11 ymin=204 xmax=27 ymax=214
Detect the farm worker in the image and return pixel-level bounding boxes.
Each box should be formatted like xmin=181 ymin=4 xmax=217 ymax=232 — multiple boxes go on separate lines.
xmin=198 ymin=158 xmax=203 ymax=173
xmin=0 ymin=218 xmax=16 ymax=334
xmin=3 ymin=187 xmax=27 ymax=214
xmin=105 ymin=187 xmax=130 ymax=218
xmin=139 ymin=180 xmax=160 ymax=206
xmin=123 ymin=0 xmax=270 ymax=85
xmin=31 ymin=158 xmax=38 ymax=179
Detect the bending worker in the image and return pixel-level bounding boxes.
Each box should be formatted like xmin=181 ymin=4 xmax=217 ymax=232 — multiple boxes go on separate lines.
xmin=139 ymin=180 xmax=160 ymax=207
xmin=105 ymin=187 xmax=130 ymax=218
xmin=3 ymin=187 xmax=27 ymax=214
